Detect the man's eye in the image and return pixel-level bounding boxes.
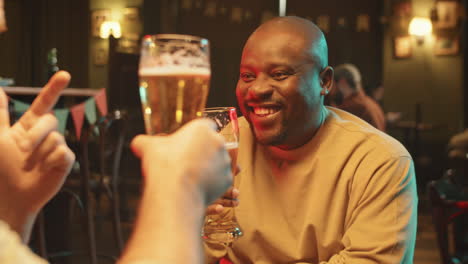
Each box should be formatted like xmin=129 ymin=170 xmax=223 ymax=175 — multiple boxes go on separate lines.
xmin=240 ymin=73 xmax=255 ymax=82
xmin=271 ymin=71 xmax=290 ymax=81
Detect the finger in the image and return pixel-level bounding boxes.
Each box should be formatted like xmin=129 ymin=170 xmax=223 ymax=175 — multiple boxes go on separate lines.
xmin=19 ymin=71 xmax=70 ymax=130
xmin=215 ymin=197 xmax=239 ymax=208
xmin=29 ymin=71 xmax=70 ymax=116
xmin=40 ymin=144 xmax=75 ymax=185
xmin=222 ymin=186 xmax=240 ymax=199
xmin=130 ymin=134 xmax=151 ymax=158
xmin=24 ymin=131 xmax=65 ymax=171
xmin=20 ymin=114 xmax=58 ymax=151
xmin=206 ymin=204 xmax=224 ymax=215
xmin=234 ymin=165 xmax=241 ymax=176
xmin=42 ymin=144 xmax=75 ymax=174
xmin=0 ymin=88 xmax=10 ymax=130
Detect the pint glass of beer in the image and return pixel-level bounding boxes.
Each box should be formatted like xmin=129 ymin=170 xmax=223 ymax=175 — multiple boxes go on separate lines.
xmin=138 ymin=34 xmax=211 ymax=134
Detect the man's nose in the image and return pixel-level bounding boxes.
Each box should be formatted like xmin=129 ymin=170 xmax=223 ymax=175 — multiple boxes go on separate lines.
xmin=247 ymin=75 xmax=273 ymax=100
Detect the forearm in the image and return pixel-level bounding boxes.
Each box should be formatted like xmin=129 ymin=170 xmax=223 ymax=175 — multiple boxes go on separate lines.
xmin=0 ymin=207 xmax=37 ymax=243
xmin=119 ymin=180 xmax=206 ymax=264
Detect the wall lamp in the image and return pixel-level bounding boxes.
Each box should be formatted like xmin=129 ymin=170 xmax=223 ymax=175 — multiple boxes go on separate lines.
xmin=100 ymin=21 xmax=122 ymax=39
xmin=408 ymin=17 xmax=432 ymax=45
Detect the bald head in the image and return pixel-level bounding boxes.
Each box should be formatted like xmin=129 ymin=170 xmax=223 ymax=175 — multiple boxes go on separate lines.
xmin=245 ymin=16 xmax=328 ymax=70
xmin=236 ymin=16 xmax=335 ymax=149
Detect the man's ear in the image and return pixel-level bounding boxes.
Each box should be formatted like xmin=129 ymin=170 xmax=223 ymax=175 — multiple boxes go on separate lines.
xmin=319 ymin=66 xmax=334 ymax=96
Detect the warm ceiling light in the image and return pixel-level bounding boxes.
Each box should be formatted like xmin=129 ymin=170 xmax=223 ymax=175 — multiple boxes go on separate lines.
xmin=100 ymin=21 xmax=122 ymax=39
xmin=408 ymin=17 xmax=432 ymax=45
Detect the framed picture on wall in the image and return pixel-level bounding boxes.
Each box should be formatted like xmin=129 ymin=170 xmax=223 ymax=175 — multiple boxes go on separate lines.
xmin=94 ymin=47 xmax=108 ymax=65
xmin=392 ymin=1 xmax=412 ymax=17
xmin=393 ymin=36 xmax=412 ymax=59
xmin=392 ymin=1 xmax=412 ymax=33
xmin=91 ymin=9 xmax=111 ymax=37
xmin=434 ymin=36 xmax=459 ymax=55
xmin=434 ymin=1 xmax=459 ymax=29
xmin=122 ymin=7 xmax=142 ymax=38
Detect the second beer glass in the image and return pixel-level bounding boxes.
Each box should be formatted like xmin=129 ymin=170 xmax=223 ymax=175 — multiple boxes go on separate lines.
xmin=202 ymin=107 xmax=243 ymax=245
xmin=138 ymin=34 xmax=210 ymax=134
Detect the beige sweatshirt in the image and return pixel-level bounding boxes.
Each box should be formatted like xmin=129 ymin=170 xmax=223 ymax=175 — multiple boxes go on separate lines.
xmin=205 ymin=107 xmax=418 ymax=264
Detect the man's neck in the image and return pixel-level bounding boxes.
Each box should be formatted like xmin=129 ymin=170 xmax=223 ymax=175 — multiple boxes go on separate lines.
xmin=272 ymin=106 xmax=328 ymax=151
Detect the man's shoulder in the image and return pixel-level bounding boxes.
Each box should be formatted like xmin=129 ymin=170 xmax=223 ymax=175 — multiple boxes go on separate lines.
xmin=325 ymin=107 xmax=410 ymax=159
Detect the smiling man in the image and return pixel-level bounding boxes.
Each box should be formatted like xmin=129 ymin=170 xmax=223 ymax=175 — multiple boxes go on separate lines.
xmin=236 ymin=17 xmax=330 ymax=150
xmin=205 ymin=16 xmax=417 ymax=264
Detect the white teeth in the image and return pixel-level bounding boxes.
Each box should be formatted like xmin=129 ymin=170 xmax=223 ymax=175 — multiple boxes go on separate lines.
xmin=253 ymin=107 xmax=278 ymax=116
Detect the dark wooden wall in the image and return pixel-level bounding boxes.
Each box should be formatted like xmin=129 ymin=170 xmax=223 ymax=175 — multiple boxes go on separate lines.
xmin=288 ymin=0 xmax=384 ymax=92
xmin=464 ymin=0 xmax=468 ymax=127
xmin=176 ymin=0 xmax=279 ymax=108
xmin=143 ymin=0 xmax=383 ymax=108
xmin=0 ymin=0 xmax=89 ymax=87
xmin=144 ymin=0 xmax=278 ymax=108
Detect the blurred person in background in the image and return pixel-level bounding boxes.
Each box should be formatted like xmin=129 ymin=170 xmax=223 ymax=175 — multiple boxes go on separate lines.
xmin=334 ymin=63 xmax=386 ymax=131
xmin=323 ymin=82 xmax=342 ymax=107
xmin=369 ymin=82 xmax=385 ymax=108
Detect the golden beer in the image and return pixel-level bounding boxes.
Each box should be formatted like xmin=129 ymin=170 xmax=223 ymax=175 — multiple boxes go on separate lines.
xmin=226 ymin=142 xmax=238 ymax=173
xmin=139 ymin=67 xmax=210 ymax=134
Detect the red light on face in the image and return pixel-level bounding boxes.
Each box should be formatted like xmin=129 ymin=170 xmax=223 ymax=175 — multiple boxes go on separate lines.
xmin=229 ymin=107 xmax=239 ymax=135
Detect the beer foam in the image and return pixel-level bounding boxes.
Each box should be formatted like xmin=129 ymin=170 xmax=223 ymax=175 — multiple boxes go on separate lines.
xmin=139 ymin=66 xmax=210 ymax=76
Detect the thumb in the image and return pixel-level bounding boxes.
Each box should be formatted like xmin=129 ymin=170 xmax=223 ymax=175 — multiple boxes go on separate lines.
xmin=130 ymin=134 xmax=151 ymax=158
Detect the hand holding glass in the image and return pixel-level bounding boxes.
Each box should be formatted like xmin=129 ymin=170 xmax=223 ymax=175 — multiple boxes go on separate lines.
xmin=201 ymin=107 xmax=243 ymax=245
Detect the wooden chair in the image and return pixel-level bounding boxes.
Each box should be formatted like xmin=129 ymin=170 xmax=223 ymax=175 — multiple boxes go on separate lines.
xmin=428 ymin=166 xmax=468 ymax=264
xmin=34 ymin=110 xmax=127 ymax=264
xmin=77 ymin=110 xmax=127 ymax=263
